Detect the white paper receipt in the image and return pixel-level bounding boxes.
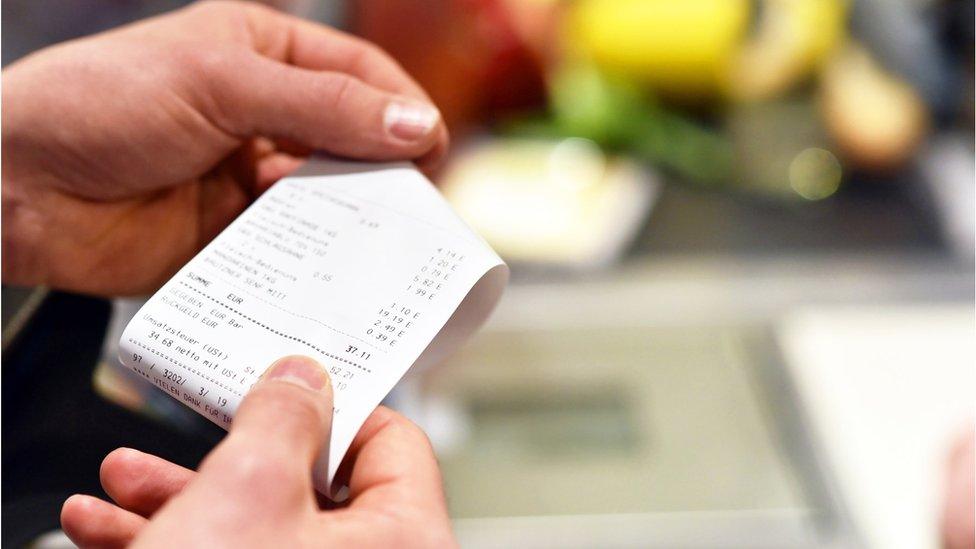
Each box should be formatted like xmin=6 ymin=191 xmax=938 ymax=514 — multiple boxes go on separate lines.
xmin=119 ymin=158 xmax=508 ymax=495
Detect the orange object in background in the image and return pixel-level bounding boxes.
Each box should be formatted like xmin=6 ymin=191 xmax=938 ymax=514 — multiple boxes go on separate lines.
xmin=819 ymin=43 xmax=929 ymax=171
xmin=350 ymin=0 xmax=549 ymax=135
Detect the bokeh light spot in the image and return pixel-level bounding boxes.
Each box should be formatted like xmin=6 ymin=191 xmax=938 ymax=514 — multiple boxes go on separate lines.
xmin=789 ymin=147 xmax=843 ymax=200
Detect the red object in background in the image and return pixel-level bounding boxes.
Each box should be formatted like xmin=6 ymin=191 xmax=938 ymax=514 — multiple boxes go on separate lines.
xmin=351 ymin=0 xmax=547 ymax=136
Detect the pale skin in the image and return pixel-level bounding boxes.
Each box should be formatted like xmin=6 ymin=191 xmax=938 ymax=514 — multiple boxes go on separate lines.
xmin=3 ymin=1 xmax=455 ymax=546
xmin=2 ymin=0 xmax=448 ymax=296
xmin=5 ymin=3 xmax=971 ymax=548
xmin=61 ymin=356 xmax=457 ymax=548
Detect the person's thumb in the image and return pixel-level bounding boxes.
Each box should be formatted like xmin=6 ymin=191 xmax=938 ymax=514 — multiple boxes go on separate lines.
xmin=203 ymin=52 xmax=444 ymax=161
xmin=196 ymin=355 xmax=333 ymax=501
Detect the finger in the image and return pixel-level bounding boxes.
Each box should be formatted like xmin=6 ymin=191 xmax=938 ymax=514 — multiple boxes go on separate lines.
xmin=255 ymin=152 xmax=305 ymax=191
xmin=222 ymin=137 xmax=306 ymax=194
xmin=100 ymin=447 xmax=195 ymax=517
xmin=195 ymin=355 xmax=332 ymax=503
xmin=238 ymin=3 xmax=430 ymax=102
xmin=234 ymin=2 xmax=452 ymax=169
xmin=61 ymin=494 xmax=147 ymax=549
xmin=198 ymin=168 xmax=253 ymax=244
xmin=341 ymin=406 xmax=448 ymax=516
xmin=205 ymin=52 xmax=444 ymax=162
xmin=415 ymin=123 xmax=451 ymax=176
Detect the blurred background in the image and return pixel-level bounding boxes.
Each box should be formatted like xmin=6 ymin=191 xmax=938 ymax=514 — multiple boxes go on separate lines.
xmin=2 ymin=1 xmax=974 ymax=548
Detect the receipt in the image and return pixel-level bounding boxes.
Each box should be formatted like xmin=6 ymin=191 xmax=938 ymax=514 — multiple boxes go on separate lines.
xmin=119 ymin=158 xmax=508 ymax=495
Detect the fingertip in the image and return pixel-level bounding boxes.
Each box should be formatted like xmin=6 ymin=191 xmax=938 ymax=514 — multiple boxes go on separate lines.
xmin=61 ymin=494 xmax=144 ymax=549
xmin=61 ymin=494 xmax=93 ymax=545
xmin=255 ymin=153 xmax=305 ymax=190
xmin=100 ymin=447 xmax=142 ymax=485
xmin=383 ymin=99 xmax=442 ymax=145
xmin=99 ymin=446 xmax=197 ymax=518
xmin=100 ymin=447 xmax=155 ymax=505
xmin=263 ymin=355 xmax=332 ymax=396
xmin=208 ymin=355 xmax=334 ymax=480
xmin=60 ymin=494 xmax=92 ymax=532
xmin=220 ymin=58 xmax=445 ymax=165
xmin=415 ymin=124 xmax=451 ymax=178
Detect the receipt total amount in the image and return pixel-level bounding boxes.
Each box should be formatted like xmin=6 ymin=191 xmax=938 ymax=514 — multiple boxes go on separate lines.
xmin=119 ymin=158 xmax=508 ymax=495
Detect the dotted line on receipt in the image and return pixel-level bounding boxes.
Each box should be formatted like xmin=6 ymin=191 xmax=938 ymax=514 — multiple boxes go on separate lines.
xmin=178 ymin=281 xmax=372 ymax=373
xmin=128 ymin=338 xmax=245 ymax=397
xmin=200 ymin=261 xmax=385 ymax=353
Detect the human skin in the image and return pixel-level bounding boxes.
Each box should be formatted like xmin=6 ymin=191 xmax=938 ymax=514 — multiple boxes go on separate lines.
xmin=942 ymin=427 xmax=975 ymax=549
xmin=60 ymin=356 xmax=458 ymax=548
xmin=2 ymin=0 xmax=449 ymax=296
xmin=3 ymin=2 xmax=455 ymax=546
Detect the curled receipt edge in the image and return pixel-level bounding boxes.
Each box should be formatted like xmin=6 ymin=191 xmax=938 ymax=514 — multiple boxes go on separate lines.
xmin=119 ymin=158 xmax=508 ymax=497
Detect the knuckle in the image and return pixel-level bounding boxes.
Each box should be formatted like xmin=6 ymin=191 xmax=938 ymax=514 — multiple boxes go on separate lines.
xmin=99 ymin=448 xmax=143 ymax=496
xmin=187 ymin=0 xmax=243 ymax=17
xmin=391 ymin=413 xmax=435 ymax=451
xmin=348 ymin=41 xmax=386 ymax=70
xmin=220 ymin=450 xmax=292 ymax=489
xmin=100 ymin=447 xmax=135 ymax=478
xmin=366 ymin=43 xmax=408 ymax=76
xmin=179 ymin=46 xmax=237 ymax=79
xmin=60 ymin=495 xmax=92 ymax=534
xmin=361 ymin=41 xmax=388 ymax=61
xmin=168 ymin=45 xmax=256 ymax=130
xmin=320 ymin=73 xmax=361 ymax=112
xmin=207 ymin=444 xmax=308 ymax=505
xmin=236 ymin=0 xmax=280 ymax=26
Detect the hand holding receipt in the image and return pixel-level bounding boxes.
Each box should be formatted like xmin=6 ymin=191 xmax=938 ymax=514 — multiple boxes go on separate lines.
xmin=2 ymin=1 xmax=472 ymax=543
xmin=119 ymin=158 xmax=508 ymax=495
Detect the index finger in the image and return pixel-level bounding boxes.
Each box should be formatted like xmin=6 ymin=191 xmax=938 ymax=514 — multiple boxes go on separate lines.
xmin=240 ymin=3 xmax=430 ymax=102
xmin=237 ymin=3 xmax=450 ymax=171
xmin=339 ymin=406 xmax=448 ymax=515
